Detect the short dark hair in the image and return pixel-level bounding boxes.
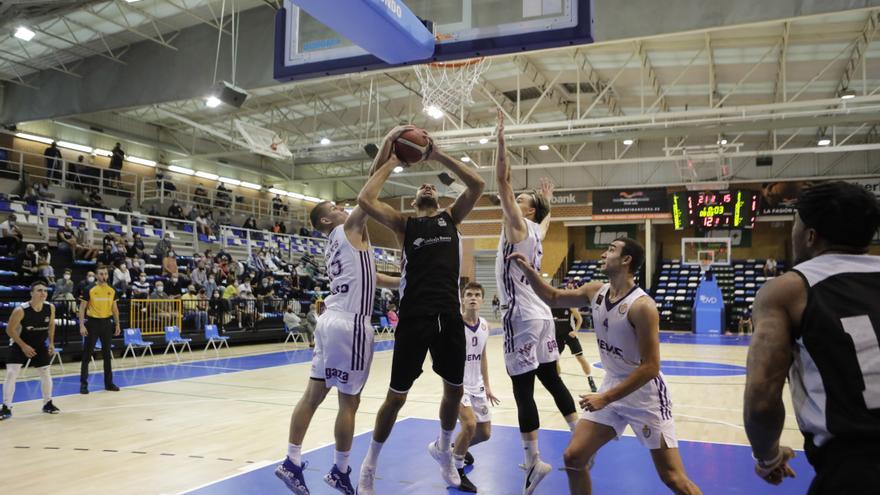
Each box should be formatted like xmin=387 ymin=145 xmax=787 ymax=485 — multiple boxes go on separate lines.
xmin=796 ymin=181 xmax=880 ymax=249
xmin=309 ymin=201 xmax=333 ymax=231
xmin=529 ymin=191 xmax=551 ymax=224
xmin=614 ymin=237 xmax=645 ymax=274
xmin=30 ymin=280 xmax=48 ymax=290
xmin=462 ymin=281 xmax=484 ymax=297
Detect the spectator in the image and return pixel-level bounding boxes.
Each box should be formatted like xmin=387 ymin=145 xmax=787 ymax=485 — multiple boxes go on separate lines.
xmin=146 ymin=204 xmax=161 ymax=227
xmin=182 ymin=284 xmax=205 ymax=331
xmin=194 ymin=183 xmax=209 ymax=205
xmin=31 ymin=181 xmax=55 ymax=202
xmin=70 ymin=154 xmax=86 ymax=187
xmin=190 ymin=262 xmax=208 ymax=289
xmin=0 ymin=213 xmax=23 ymax=254
xmin=156 ymin=171 xmax=176 ymax=195
xmin=763 ymin=257 xmax=778 ymax=277
xmin=283 ymin=304 xmax=311 ymax=346
xmin=165 ymin=272 xmax=185 ymax=298
xmin=491 ymin=294 xmax=500 ymax=319
xmin=18 ymin=243 xmax=39 ymax=278
xmin=272 ymin=194 xmax=287 ymax=216
xmin=195 ymin=211 xmax=213 ymax=237
xmin=386 ymin=304 xmax=399 ymax=329
xmin=203 ymin=267 xmax=219 ymax=298
xmin=120 ymin=197 xmax=133 ymax=213
xmin=196 ymin=288 xmax=209 ymax=330
xmin=107 ymin=142 xmax=124 ymax=189
xmin=215 ymin=183 xmax=231 ymax=208
xmin=153 ymin=233 xmax=173 ymax=259
xmin=131 ymin=272 xmax=150 ymax=299
xmin=298 ymin=226 xmax=310 ymax=237
xmin=271 ymin=220 xmax=286 ymax=234
xmin=97 ymin=245 xmax=115 ymax=268
xmin=208 ymin=289 xmax=224 ymax=327
xmin=44 ymin=141 xmax=62 ymax=183
xmin=242 ymin=215 xmax=257 ymax=231
xmin=150 ymin=281 xmax=169 ymax=299
xmin=217 ymin=210 xmax=232 ymax=226
xmin=74 ymin=271 xmax=96 ymax=300
xmin=167 ymin=199 xmax=184 ymax=220
xmin=128 ymin=232 xmax=146 ymax=261
xmin=737 ymin=309 xmax=753 ymax=335
xmin=36 ymin=245 xmax=54 ymax=283
xmin=112 ymin=260 xmax=130 ymax=296
xmin=52 ymin=268 xmax=76 ymax=314
xmin=162 ymin=251 xmax=179 ymax=278
xmin=239 ymin=289 xmax=257 ymax=330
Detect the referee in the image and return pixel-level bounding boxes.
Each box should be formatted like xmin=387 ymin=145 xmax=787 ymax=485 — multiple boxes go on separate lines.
xmin=79 ymin=267 xmax=121 ymax=394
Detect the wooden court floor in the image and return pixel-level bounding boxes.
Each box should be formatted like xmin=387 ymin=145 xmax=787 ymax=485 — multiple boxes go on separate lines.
xmin=0 ymin=330 xmax=805 ymax=494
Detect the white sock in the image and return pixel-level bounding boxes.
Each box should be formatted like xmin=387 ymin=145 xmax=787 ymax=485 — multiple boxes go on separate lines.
xmin=522 ymin=439 xmax=539 ymax=466
xmin=335 ymin=450 xmax=350 ymax=472
xmin=453 ymin=454 xmax=465 ymax=470
xmin=439 ymin=428 xmax=454 ymax=451
xmin=287 ymin=443 xmax=302 ymax=466
xmin=363 ymin=439 xmax=384 ymax=468
xmin=567 ymin=419 xmax=577 ymax=432
xmin=38 ymin=366 xmax=52 ymax=404
xmin=3 ymin=364 xmax=21 ymax=406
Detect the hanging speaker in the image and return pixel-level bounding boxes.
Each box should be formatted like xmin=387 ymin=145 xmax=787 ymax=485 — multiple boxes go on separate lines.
xmin=756 ymin=156 xmax=773 ymax=167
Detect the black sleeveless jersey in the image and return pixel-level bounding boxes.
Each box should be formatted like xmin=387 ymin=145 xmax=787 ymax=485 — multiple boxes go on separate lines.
xmin=789 ymin=254 xmax=880 ymax=464
xmin=399 ymin=210 xmax=461 ymax=317
xmin=17 ymin=302 xmax=53 ymax=345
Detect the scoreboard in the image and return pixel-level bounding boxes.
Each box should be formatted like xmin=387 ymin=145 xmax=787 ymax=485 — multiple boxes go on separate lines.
xmin=671 ymin=190 xmax=760 ymax=230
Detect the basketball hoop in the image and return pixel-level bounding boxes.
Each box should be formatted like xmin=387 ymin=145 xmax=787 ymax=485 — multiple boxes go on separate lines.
xmin=413 ymin=56 xmax=490 ymax=118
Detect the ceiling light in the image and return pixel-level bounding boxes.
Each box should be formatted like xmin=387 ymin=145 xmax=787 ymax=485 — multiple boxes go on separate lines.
xmin=240 ymin=181 xmax=262 ymax=190
xmin=219 ymin=177 xmax=241 ymax=186
xmin=14 ymin=132 xmax=53 ymax=145
xmin=461 ymin=156 xmax=471 ymax=162
xmin=622 ymin=139 xmax=634 ymax=146
xmin=288 ymin=192 xmax=306 ymax=199
xmin=14 ymin=27 xmax=35 ymax=42
xmin=168 ymin=165 xmax=195 ymax=175
xmin=718 ymin=138 xmax=728 ymax=145
xmin=94 ymin=148 xmax=113 ymax=157
xmin=479 ymin=138 xmax=489 ymax=144
xmin=205 ymin=96 xmax=222 ymax=108
xmin=128 ymin=156 xmax=156 ymax=167
xmin=817 ymin=138 xmax=831 ymax=146
xmin=57 ymin=141 xmax=93 ymax=154
xmin=538 ymin=144 xmax=550 ymax=151
xmin=320 ymin=137 xmax=331 ymax=145
xmin=269 ymin=188 xmax=288 ymax=195
xmin=839 ymin=89 xmax=856 ymax=100
xmin=195 ymin=171 xmax=219 ymax=180
xmin=303 ymin=196 xmax=323 ymax=203
xmin=425 ymin=105 xmax=444 ymax=119
xmin=393 ymin=166 xmax=404 ymax=173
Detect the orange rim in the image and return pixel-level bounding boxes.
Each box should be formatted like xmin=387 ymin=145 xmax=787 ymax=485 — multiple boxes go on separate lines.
xmin=427 ymin=57 xmax=485 ymax=69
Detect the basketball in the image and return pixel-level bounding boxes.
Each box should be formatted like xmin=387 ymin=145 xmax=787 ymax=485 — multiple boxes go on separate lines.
xmin=393 ymin=128 xmax=432 ymax=165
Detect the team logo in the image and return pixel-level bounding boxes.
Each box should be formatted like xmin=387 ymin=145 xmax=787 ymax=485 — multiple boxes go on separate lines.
xmin=482 ymin=406 xmax=489 ymax=415
xmin=413 ymin=238 xmax=425 ymax=248
xmin=618 ymin=303 xmax=628 ymax=315
xmin=437 ymin=217 xmax=447 ymax=227
xmin=642 ymin=425 xmax=652 ymax=438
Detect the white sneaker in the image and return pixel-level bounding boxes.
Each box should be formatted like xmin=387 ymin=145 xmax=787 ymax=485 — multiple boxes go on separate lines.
xmin=427 ymin=440 xmax=461 ymax=487
xmin=522 ymin=459 xmax=552 ymax=495
xmin=356 ymin=464 xmax=375 ymax=495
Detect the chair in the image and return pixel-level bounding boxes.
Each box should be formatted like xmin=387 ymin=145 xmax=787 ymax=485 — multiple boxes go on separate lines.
xmin=121 ymin=328 xmax=154 ymax=363
xmin=375 ymin=316 xmax=393 ymax=336
xmin=283 ymin=323 xmax=307 ymax=344
xmin=163 ymin=326 xmax=192 ymax=362
xmin=203 ymin=324 xmax=230 ymax=355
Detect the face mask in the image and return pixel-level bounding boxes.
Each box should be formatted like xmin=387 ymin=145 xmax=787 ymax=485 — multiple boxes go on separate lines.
xmin=156 ymin=285 xmax=164 ymax=291
xmin=87 ymin=276 xmax=95 ymax=283
xmin=64 ymin=274 xmax=71 ymax=280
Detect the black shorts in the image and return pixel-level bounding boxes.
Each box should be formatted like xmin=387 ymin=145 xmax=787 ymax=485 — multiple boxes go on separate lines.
xmin=7 ymin=335 xmax=50 ymax=367
xmin=808 ymin=455 xmax=880 ymax=494
xmin=389 ymin=312 xmax=465 ymax=393
xmin=554 ymin=322 xmax=583 ymax=356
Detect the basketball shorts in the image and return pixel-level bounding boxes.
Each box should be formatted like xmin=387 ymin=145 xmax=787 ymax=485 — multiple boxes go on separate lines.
xmin=503 ymin=314 xmax=559 ymax=377
xmin=7 ymin=334 xmax=50 ymax=367
xmin=555 ymin=323 xmax=584 ymax=356
xmin=461 ymin=393 xmax=492 ymax=423
xmin=389 ymin=312 xmax=465 ymax=393
xmin=581 ymin=373 xmax=678 ymax=450
xmin=309 ymin=309 xmax=374 ymax=396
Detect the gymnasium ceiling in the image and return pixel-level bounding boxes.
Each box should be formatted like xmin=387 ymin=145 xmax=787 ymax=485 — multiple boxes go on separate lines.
xmin=4 ymin=2 xmax=880 ymax=199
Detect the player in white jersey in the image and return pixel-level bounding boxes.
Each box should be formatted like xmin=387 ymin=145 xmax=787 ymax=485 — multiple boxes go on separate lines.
xmin=510 ymin=237 xmax=702 ymax=495
xmin=494 ymin=110 xmax=579 ymax=495
xmin=453 ymin=282 xmax=500 ymax=493
xmin=276 ymin=201 xmax=399 ymax=495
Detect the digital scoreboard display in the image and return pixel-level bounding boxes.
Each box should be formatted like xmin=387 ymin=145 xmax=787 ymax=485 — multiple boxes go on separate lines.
xmin=671 ymin=190 xmax=760 ymax=230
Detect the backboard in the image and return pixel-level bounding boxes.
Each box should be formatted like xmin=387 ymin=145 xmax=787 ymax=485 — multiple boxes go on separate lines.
xmin=275 ymin=0 xmax=592 ymax=82
xmin=681 ymin=238 xmax=731 ymax=266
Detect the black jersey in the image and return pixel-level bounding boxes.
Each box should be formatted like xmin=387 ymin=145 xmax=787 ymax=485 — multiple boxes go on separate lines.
xmin=16 ymin=302 xmax=53 ymax=345
xmin=790 ymin=254 xmax=880 ymax=465
xmin=399 ymin=210 xmax=461 ymax=317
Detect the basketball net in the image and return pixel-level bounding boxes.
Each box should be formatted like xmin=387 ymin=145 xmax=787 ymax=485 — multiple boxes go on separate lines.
xmin=699 ymin=258 xmax=713 ymax=279
xmin=413 ymin=55 xmax=490 ymax=118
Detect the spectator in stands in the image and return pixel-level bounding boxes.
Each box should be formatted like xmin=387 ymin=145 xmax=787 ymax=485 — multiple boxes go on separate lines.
xmin=107 ymin=143 xmax=124 ymax=189
xmin=128 ymin=232 xmax=146 ymax=261
xmin=150 ymin=281 xmax=168 ymax=299
xmin=196 ymin=288 xmax=209 ymax=330
xmin=203 ymin=267 xmax=219 ymax=298
xmin=255 ymin=275 xmax=277 ymax=310
xmin=190 ymin=261 xmax=208 ymax=290
xmin=44 ymin=141 xmax=62 ymax=183
xmin=386 ymin=304 xmax=399 ymax=329
xmin=194 ymin=183 xmax=209 ymax=205
xmin=0 ymin=147 xmax=8 ymax=170
xmin=208 ymin=289 xmax=224 ymax=327
xmin=131 ymin=272 xmax=150 ymax=299
xmin=146 ymin=204 xmax=161 ymax=227
xmin=0 ymin=213 xmax=23 ymax=254
xmin=271 ymin=220 xmax=286 ymax=234
xmin=167 ymin=199 xmax=184 ymax=220
xmin=88 ymin=188 xmax=105 ymax=209
xmin=26 ymin=181 xmax=54 ymax=204
xmin=491 ymin=294 xmax=500 ymax=319
xmin=97 ymin=245 xmax=115 ymax=268
xmin=763 ymin=257 xmax=778 ymax=277
xmin=181 ymin=284 xmax=203 ymax=330
xmin=239 ymin=289 xmax=257 ymax=330
xmin=74 ymin=271 xmax=96 ymax=300
xmin=737 ymin=309 xmax=753 ymax=334
xmin=112 ymin=260 xmax=130 ymax=297
xmin=237 ymin=274 xmax=253 ymax=295
xmin=156 ymin=171 xmax=176 ymax=195
xmin=52 ymin=268 xmax=76 ymax=314
xmin=217 ymin=209 xmax=232 ymax=226
xmin=272 ymin=194 xmax=288 ymax=215
xmin=242 ymin=215 xmax=257 ymax=231
xmin=298 ymin=226 xmax=310 ymax=237
xmin=36 ymin=245 xmax=54 ymax=283
xmin=195 ymin=210 xmax=213 ymax=237
xmin=162 ymin=250 xmax=179 ymax=278
xmin=18 ymin=244 xmax=39 ymax=279
xmin=71 ymin=155 xmax=85 ymax=187
xmin=120 ymin=197 xmax=133 ymax=213
xmin=283 ymin=303 xmax=311 ymax=346
xmin=153 ymin=233 xmax=173 ymax=259
xmin=295 ymin=259 xmax=315 ymax=291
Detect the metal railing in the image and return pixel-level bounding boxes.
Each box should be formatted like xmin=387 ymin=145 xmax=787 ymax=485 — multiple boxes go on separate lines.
xmin=130 ymin=299 xmax=182 ymax=336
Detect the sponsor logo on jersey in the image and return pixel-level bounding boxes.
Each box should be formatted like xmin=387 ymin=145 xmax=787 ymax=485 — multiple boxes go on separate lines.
xmin=618 ymin=303 xmax=628 ymax=315
xmin=482 ymin=406 xmax=489 ymax=415
xmin=642 ymin=425 xmax=651 ymax=438
xmin=466 ymin=353 xmax=482 ymax=362
xmin=546 ymin=340 xmax=558 ymax=353
xmin=598 ymin=338 xmax=624 ymax=357
xmin=437 ymin=217 xmax=447 ymax=227
xmin=412 ymin=236 xmax=453 ymax=251
xmin=325 ymin=368 xmax=350 ymax=383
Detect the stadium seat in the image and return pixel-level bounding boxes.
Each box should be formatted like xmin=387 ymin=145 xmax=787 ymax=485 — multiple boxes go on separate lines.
xmin=121 ymin=328 xmax=154 ymax=363
xmin=203 ymin=324 xmax=230 ymax=355
xmin=163 ymin=326 xmax=192 ymax=361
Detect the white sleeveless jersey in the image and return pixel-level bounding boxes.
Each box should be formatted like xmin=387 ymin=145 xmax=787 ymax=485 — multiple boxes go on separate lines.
xmin=495 ymin=219 xmax=553 ymax=321
xmin=463 ymin=317 xmax=490 ymax=396
xmin=591 ymin=283 xmax=652 ymax=378
xmin=323 ymin=225 xmax=376 ymax=316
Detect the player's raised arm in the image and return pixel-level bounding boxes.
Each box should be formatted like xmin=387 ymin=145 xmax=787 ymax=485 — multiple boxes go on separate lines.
xmin=536 ymin=177 xmax=554 ymax=240
xmin=357 ymin=156 xmax=407 ymax=238
xmin=431 ymin=146 xmax=485 ymax=226
xmin=495 ymin=109 xmax=527 ymax=244
xmin=507 ymin=252 xmax=597 ymax=307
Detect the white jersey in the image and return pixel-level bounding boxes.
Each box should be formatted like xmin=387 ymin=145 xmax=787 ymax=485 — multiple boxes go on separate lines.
xmin=463 ymin=317 xmax=490 ymax=396
xmin=590 ymin=283 xmax=652 ymax=378
xmin=323 ymin=225 xmax=376 ymax=316
xmin=495 ymin=219 xmax=553 ymax=321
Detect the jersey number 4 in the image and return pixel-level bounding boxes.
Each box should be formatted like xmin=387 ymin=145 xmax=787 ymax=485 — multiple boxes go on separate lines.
xmin=841 ymin=315 xmax=880 ymax=409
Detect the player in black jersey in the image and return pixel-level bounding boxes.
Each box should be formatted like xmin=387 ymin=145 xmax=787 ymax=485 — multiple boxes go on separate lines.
xmin=1 ymin=280 xmax=60 ymax=420
xmin=356 ymin=126 xmax=485 ymax=494
xmin=744 ymin=181 xmax=880 ymax=494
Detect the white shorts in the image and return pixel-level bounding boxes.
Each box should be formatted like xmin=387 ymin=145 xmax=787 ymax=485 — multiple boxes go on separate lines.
xmin=581 ymin=374 xmax=678 ymax=450
xmin=461 ymin=393 xmax=492 ymax=423
xmin=309 ymin=309 xmax=374 ymax=396
xmin=503 ymin=315 xmax=559 ymax=376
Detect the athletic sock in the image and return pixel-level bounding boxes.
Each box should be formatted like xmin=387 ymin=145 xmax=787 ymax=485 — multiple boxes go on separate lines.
xmin=567 ymin=419 xmax=578 ymax=432
xmin=453 ymin=454 xmax=465 ymax=470
xmin=335 ymin=450 xmax=350 ymax=472
xmin=39 ymin=366 xmax=52 ymax=404
xmin=522 ymin=439 xmax=539 ymax=466
xmin=287 ymin=443 xmax=302 ymax=466
xmin=363 ymin=439 xmax=384 ymax=468
xmin=439 ymin=428 xmax=454 ymax=451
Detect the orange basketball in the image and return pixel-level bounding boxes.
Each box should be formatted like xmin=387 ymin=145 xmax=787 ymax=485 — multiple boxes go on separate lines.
xmin=393 ymin=128 xmax=431 ymax=165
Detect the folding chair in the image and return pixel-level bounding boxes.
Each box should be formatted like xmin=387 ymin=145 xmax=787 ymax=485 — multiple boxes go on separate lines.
xmin=376 ymin=316 xmax=393 ymax=336
xmin=121 ymin=328 xmax=154 ymax=364
xmin=283 ymin=323 xmax=307 ymax=344
xmin=163 ymin=326 xmax=192 ymax=362
xmin=203 ymin=324 xmax=230 ymax=355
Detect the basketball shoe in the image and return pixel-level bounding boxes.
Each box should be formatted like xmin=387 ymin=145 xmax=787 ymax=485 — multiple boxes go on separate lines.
xmin=356 ymin=464 xmax=376 ymax=495
xmin=275 ymin=458 xmax=310 ymax=495
xmin=522 ymin=458 xmax=552 ymax=495
xmin=324 ymin=465 xmax=355 ymax=495
xmin=428 ymin=439 xmax=461 ymax=487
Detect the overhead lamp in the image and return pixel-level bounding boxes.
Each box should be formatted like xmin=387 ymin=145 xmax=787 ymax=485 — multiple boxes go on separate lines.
xmin=538 ymin=144 xmax=550 ymax=151
xmin=288 ymin=192 xmax=306 ymax=199
xmin=479 ymin=138 xmax=489 ymax=144
xmin=269 ymin=188 xmax=288 ymax=195
xmin=168 ymin=165 xmax=195 ymax=175
xmin=393 ymin=166 xmax=404 ymax=173
xmin=817 ymin=138 xmax=831 ymax=146
xmin=425 ymin=105 xmax=444 ymax=119
xmin=14 ymin=27 xmax=35 ymax=42
xmin=839 ymin=89 xmax=856 ymax=100
xmin=320 ymin=137 xmax=331 ymax=145
xmin=219 ymin=177 xmax=241 ymax=186
xmin=94 ymin=148 xmax=113 ymax=157
xmin=195 ymin=170 xmax=219 ymax=180
xmin=303 ymin=196 xmax=323 ymax=203
xmin=57 ymin=141 xmax=93 ymax=153
xmin=718 ymin=138 xmax=728 ymax=145
xmin=128 ymin=156 xmax=156 ymax=167
xmin=622 ymin=139 xmax=634 ymax=146
xmin=14 ymin=132 xmax=53 ymax=145
xmin=461 ymin=156 xmax=471 ymax=162
xmin=205 ymin=96 xmax=222 ymax=108
xmin=240 ymin=181 xmax=262 ymax=190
